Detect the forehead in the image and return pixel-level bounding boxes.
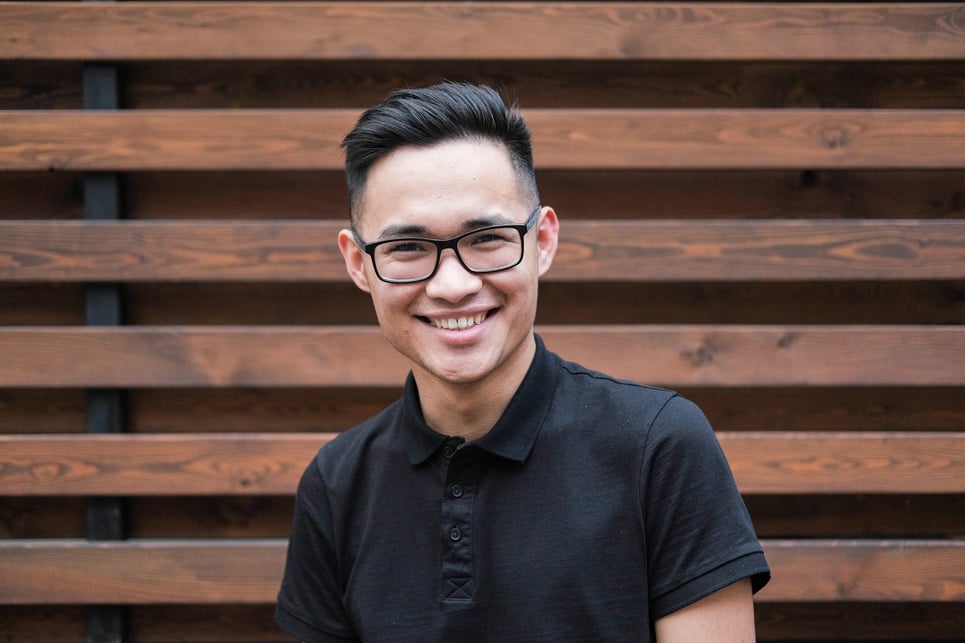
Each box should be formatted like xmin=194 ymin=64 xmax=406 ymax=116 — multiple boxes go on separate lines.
xmin=356 ymin=139 xmax=526 ymax=236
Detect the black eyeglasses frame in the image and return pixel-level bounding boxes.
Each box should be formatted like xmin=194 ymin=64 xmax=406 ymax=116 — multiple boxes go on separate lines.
xmin=353 ymin=205 xmax=542 ymax=284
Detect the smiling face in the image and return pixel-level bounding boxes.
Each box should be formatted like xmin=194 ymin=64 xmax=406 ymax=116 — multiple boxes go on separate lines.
xmin=338 ymin=138 xmax=558 ymax=393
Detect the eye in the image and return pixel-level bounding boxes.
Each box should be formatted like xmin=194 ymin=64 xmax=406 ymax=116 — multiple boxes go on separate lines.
xmin=468 ymin=228 xmax=515 ymax=246
xmin=384 ymin=240 xmax=432 ymax=255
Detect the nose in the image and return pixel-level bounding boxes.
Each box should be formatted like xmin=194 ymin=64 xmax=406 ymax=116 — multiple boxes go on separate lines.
xmin=424 ymin=248 xmax=483 ymax=302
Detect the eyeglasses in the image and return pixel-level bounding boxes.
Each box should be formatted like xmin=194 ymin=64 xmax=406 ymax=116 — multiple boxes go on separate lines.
xmin=354 ymin=205 xmax=541 ymax=284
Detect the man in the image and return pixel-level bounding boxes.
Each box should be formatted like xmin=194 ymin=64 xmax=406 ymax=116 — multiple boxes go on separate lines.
xmin=276 ymin=82 xmax=770 ymax=642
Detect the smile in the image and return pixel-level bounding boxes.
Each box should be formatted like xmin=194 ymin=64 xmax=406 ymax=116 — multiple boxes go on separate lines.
xmin=429 ymin=311 xmax=488 ymax=330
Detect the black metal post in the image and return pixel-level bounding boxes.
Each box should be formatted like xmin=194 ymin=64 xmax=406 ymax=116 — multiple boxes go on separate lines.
xmin=82 ymin=60 xmax=128 ymax=643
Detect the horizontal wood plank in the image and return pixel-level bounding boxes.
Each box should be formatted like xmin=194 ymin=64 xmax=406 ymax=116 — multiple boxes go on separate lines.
xmin=0 ymin=539 xmax=960 ymax=604
xmin=0 ymin=432 xmax=961 ymax=496
xmin=759 ymin=540 xmax=965 ymax=602
xmin=3 ymin=219 xmax=964 ymax=282
xmin=0 ymin=325 xmax=961 ymax=388
xmin=0 ymin=433 xmax=331 ymax=496
xmin=0 ymin=539 xmax=283 ymax=604
xmin=723 ymin=432 xmax=965 ymax=494
xmin=3 ymin=109 xmax=965 ymax=171
xmin=2 ymin=2 xmax=962 ymax=61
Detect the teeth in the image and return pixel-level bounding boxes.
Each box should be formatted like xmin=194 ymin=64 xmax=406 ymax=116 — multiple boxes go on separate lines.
xmin=432 ymin=312 xmax=486 ymax=330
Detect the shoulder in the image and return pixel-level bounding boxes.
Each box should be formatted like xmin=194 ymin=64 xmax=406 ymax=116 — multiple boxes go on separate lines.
xmin=549 ymin=354 xmax=717 ymax=448
xmin=309 ymin=398 xmax=404 ymax=483
xmin=553 ymin=356 xmax=684 ymax=423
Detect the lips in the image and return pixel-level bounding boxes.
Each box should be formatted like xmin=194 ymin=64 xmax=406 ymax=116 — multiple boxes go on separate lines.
xmin=428 ymin=311 xmax=488 ymax=330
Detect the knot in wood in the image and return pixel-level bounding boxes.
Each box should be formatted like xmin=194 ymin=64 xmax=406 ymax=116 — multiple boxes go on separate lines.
xmin=681 ymin=343 xmax=715 ymax=367
xmin=818 ymin=126 xmax=851 ymax=150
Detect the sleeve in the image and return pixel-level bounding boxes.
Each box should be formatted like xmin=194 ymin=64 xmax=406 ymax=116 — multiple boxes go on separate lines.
xmin=639 ymin=395 xmax=770 ymax=619
xmin=275 ymin=456 xmax=360 ymax=643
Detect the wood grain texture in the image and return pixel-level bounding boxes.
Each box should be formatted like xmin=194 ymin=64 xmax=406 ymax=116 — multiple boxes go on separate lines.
xmin=2 ymin=2 xmax=963 ymax=61
xmin=722 ymin=432 xmax=965 ymax=494
xmin=552 ymin=220 xmax=965 ymax=281
xmin=0 ymin=433 xmax=332 ymax=496
xmin=3 ymin=109 xmax=965 ymax=171
xmin=0 ymin=325 xmax=962 ymax=387
xmin=0 ymin=539 xmax=961 ymax=603
xmin=759 ymin=540 xmax=965 ymax=602
xmin=1 ymin=432 xmax=961 ymax=496
xmin=3 ymin=219 xmax=963 ymax=282
xmin=0 ymin=539 xmax=286 ymax=604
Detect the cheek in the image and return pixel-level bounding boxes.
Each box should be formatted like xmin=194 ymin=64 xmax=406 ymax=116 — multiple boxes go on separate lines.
xmin=370 ymin=284 xmax=418 ymax=319
xmin=493 ymin=270 xmax=540 ymax=309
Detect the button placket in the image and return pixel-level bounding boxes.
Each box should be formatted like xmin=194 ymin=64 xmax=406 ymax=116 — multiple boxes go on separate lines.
xmin=439 ymin=447 xmax=477 ymax=601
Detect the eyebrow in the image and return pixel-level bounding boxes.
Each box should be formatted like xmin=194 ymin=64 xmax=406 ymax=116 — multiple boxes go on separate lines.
xmin=376 ymin=214 xmax=516 ymax=240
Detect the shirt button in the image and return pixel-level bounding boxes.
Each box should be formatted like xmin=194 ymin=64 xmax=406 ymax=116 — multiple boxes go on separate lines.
xmin=450 ymin=484 xmax=464 ymax=498
xmin=448 ymin=526 xmax=462 ymax=542
xmin=442 ymin=446 xmax=455 ymax=458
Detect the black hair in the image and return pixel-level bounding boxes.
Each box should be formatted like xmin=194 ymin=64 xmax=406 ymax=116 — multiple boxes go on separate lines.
xmin=341 ymin=82 xmax=539 ymax=226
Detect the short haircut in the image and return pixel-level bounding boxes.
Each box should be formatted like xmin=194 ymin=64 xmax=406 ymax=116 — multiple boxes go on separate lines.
xmin=341 ymin=82 xmax=539 ymax=228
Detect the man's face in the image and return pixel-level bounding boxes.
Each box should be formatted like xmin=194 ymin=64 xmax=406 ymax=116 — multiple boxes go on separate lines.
xmin=338 ymin=139 xmax=559 ymax=390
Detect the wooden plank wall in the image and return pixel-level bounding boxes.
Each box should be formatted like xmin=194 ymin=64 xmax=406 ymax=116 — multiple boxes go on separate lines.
xmin=1 ymin=2 xmax=964 ymax=641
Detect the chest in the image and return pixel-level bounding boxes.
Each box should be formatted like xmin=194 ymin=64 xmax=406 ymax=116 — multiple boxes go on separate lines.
xmin=336 ymin=446 xmax=651 ymax=641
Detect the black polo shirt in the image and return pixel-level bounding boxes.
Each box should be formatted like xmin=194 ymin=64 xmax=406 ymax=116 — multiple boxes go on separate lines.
xmin=276 ymin=336 xmax=769 ymax=642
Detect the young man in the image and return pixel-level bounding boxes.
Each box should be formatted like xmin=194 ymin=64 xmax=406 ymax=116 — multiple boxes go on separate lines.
xmin=276 ymin=82 xmax=770 ymax=642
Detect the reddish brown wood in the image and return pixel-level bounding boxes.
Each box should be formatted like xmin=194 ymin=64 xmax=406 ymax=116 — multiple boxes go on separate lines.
xmin=0 ymin=110 xmax=354 ymax=171
xmin=3 ymin=219 xmax=963 ymax=282
xmin=0 ymin=433 xmax=333 ymax=496
xmin=1 ymin=0 xmax=961 ymax=638
xmin=525 ymin=109 xmax=965 ymax=170
xmin=0 ymin=432 xmax=960 ymax=496
xmin=0 ymin=539 xmax=286 ymax=604
xmin=0 ymin=539 xmax=960 ymax=604
xmin=3 ymin=109 xmax=965 ymax=171
xmin=2 ymin=3 xmax=962 ymax=61
xmin=0 ymin=221 xmax=350 ymax=282
xmin=543 ymin=325 xmax=965 ymax=387
xmin=721 ymin=432 xmax=965 ymax=494
xmin=0 ymin=326 xmax=405 ymax=388
xmin=760 ymin=540 xmax=965 ymax=602
xmin=0 ymin=325 xmax=962 ymax=388
xmin=550 ymin=220 xmax=965 ymax=281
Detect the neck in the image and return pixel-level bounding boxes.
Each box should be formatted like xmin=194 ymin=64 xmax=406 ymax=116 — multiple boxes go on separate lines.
xmin=415 ymin=337 xmax=535 ymax=441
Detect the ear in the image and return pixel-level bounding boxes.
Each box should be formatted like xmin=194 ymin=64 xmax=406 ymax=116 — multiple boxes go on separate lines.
xmin=337 ymin=228 xmax=372 ymax=293
xmin=535 ymin=206 xmax=560 ymax=277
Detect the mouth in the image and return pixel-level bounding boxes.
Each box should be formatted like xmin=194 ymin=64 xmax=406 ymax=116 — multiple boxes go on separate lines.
xmin=423 ymin=310 xmax=490 ymax=330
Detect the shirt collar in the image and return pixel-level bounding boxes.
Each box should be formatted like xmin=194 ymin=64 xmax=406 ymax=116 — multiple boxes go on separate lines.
xmin=403 ymin=335 xmax=560 ymax=465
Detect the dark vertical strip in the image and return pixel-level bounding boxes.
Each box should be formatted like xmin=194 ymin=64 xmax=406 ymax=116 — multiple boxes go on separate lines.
xmin=83 ymin=60 xmax=127 ymax=643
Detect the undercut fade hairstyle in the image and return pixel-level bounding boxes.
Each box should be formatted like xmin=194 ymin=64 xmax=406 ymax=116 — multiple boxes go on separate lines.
xmin=341 ymin=82 xmax=540 ymax=229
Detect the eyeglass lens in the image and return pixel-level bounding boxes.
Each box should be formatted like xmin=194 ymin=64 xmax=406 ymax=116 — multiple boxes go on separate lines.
xmin=373 ymin=226 xmax=524 ymax=282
